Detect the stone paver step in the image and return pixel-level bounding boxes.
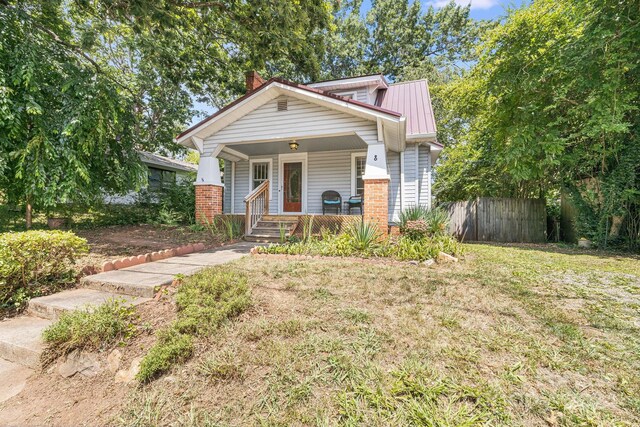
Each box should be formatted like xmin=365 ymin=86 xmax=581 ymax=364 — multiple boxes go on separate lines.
xmin=27 ymin=289 xmax=150 ymax=321
xmin=0 ymin=316 xmax=52 ymax=368
xmin=80 ymin=270 xmax=174 ymax=298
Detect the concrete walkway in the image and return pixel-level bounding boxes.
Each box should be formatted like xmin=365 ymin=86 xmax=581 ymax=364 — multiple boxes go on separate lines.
xmin=0 ymin=241 xmax=254 ymax=403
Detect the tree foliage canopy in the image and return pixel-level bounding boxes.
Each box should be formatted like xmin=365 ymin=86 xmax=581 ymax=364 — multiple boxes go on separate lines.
xmin=434 ymin=0 xmax=640 ymax=248
xmin=0 ymin=0 xmax=331 ymax=212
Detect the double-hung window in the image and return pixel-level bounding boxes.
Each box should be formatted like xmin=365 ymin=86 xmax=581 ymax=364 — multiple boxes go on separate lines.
xmin=252 ymin=162 xmax=269 ymax=190
xmin=351 ymin=154 xmax=366 ymax=196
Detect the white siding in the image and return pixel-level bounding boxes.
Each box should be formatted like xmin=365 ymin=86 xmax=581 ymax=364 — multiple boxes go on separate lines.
xmin=229 ymin=150 xmax=370 ymax=215
xmin=203 ymin=96 xmax=378 ymax=151
xmin=307 ymin=150 xmax=363 ymax=214
xmin=418 ymin=145 xmax=432 ymax=208
xmin=387 ymin=152 xmax=401 ymax=222
xmin=231 ymin=155 xmax=279 ymax=215
xmin=330 ymin=87 xmax=372 ymax=104
xmin=223 ymin=160 xmax=232 ymax=214
xmin=356 ymin=88 xmax=370 ymax=104
xmin=403 ymin=143 xmax=419 ymax=207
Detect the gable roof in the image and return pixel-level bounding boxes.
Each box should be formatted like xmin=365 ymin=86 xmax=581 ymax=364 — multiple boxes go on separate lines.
xmin=376 ymin=80 xmax=437 ymax=139
xmin=176 ymin=77 xmax=401 ymax=141
xmin=139 ymin=151 xmax=197 ymax=173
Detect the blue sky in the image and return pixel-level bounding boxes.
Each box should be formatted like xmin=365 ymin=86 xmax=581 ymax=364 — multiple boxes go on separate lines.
xmin=361 ymin=0 xmax=527 ymax=21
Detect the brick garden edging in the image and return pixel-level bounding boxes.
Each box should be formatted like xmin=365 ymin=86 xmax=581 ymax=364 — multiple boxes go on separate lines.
xmin=101 ymin=243 xmax=206 ymax=272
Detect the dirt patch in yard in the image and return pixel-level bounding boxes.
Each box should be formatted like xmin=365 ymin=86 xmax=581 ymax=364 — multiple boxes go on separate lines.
xmin=74 ymin=224 xmax=227 ymax=270
xmin=0 ymin=297 xmax=177 ymax=426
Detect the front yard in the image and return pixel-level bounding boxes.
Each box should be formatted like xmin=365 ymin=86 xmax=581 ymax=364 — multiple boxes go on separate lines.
xmin=2 ymin=243 xmax=639 ymax=426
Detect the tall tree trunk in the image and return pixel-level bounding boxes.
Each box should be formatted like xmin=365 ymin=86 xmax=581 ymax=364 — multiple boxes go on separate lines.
xmin=25 ymin=199 xmax=32 ymax=229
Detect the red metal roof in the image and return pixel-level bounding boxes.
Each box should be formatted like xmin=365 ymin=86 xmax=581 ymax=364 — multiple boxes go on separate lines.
xmin=176 ymin=77 xmax=401 ymax=140
xmin=377 ymin=80 xmax=437 ymax=137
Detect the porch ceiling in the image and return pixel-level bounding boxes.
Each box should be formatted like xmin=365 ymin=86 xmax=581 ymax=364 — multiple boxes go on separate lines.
xmin=223 ymin=134 xmax=367 ymax=157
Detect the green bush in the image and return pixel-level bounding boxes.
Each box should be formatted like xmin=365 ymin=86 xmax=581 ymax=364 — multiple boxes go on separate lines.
xmin=42 ymin=299 xmax=137 ymax=364
xmin=258 ymin=222 xmax=463 ymax=262
xmin=137 ymin=268 xmax=251 ymax=382
xmin=0 ymin=230 xmax=88 ymax=311
xmin=347 ymin=220 xmax=381 ymax=250
xmin=398 ymin=205 xmax=450 ymax=238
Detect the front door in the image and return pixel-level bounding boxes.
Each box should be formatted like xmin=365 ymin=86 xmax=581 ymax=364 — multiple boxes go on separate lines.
xmin=283 ymin=162 xmax=302 ymax=212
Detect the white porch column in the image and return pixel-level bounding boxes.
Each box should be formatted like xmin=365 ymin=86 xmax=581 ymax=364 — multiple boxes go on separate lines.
xmin=195 ymin=155 xmax=223 ymax=186
xmin=362 ymin=143 xmax=390 ymax=180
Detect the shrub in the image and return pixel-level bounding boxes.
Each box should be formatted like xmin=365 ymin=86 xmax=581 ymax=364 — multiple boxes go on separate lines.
xmin=398 ymin=205 xmax=431 ymax=230
xmin=0 ymin=230 xmax=88 ymax=311
xmin=398 ymin=205 xmax=450 ymax=238
xmin=42 ymin=299 xmax=137 ymax=364
xmin=425 ymin=207 xmax=450 ymax=237
xmin=393 ymin=235 xmax=463 ymax=261
xmin=137 ymin=268 xmax=251 ymax=382
xmin=403 ymin=219 xmax=430 ymax=240
xmin=257 ymin=230 xmax=463 ymax=262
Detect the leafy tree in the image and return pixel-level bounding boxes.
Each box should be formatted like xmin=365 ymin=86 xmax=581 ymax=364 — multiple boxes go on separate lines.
xmin=0 ymin=0 xmax=332 ymax=226
xmin=322 ymin=0 xmax=486 ymax=81
xmin=434 ymin=0 xmax=640 ymax=249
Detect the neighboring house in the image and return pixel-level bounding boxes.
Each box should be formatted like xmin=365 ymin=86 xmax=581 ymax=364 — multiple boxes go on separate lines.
xmin=105 ymin=151 xmax=197 ymax=204
xmin=176 ymin=72 xmax=441 ymax=238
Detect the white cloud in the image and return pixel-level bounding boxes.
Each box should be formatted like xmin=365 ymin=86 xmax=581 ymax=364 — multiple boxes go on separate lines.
xmin=428 ymin=0 xmax=501 ymax=10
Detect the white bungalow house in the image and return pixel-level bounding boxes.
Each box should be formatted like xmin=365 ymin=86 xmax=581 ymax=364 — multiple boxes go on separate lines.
xmin=176 ymin=72 xmax=441 ymax=240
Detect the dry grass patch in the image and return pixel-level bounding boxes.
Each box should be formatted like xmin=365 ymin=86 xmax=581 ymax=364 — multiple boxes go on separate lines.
xmin=117 ymin=244 xmax=640 ymax=426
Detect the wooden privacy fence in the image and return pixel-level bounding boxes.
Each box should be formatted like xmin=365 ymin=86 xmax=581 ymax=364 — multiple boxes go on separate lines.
xmin=444 ymin=198 xmax=546 ymax=243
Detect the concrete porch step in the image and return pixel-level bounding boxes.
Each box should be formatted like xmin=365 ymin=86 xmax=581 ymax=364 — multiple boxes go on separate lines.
xmin=263 ymin=215 xmax=300 ymax=222
xmin=0 ymin=316 xmax=52 ymax=368
xmin=27 ymin=289 xmax=150 ymax=321
xmin=255 ymin=220 xmax=298 ymax=228
xmin=250 ymin=227 xmax=293 ymax=236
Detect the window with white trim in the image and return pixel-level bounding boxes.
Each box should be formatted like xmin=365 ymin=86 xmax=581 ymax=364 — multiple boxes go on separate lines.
xmin=252 ymin=162 xmax=269 ymax=190
xmin=355 ymin=156 xmax=366 ymax=195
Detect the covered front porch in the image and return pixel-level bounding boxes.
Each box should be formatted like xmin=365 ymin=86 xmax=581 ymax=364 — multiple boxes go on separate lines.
xmin=218 ymin=133 xmax=372 ymax=217
xmin=199 ymin=132 xmax=389 ymax=238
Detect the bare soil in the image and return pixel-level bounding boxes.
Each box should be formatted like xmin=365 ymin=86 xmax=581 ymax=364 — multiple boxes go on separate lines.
xmin=0 ymin=297 xmax=177 ymax=426
xmin=75 ymin=224 xmax=224 ymax=270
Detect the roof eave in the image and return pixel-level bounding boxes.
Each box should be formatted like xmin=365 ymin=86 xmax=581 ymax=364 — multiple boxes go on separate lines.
xmin=176 ymin=78 xmax=403 ymax=146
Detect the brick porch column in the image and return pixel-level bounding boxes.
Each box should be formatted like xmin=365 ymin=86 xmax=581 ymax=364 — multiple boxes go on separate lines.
xmin=195 ymin=184 xmax=223 ymax=224
xmin=194 ymin=154 xmax=223 ymax=224
xmin=362 ymin=144 xmax=390 ymax=235
xmin=363 ymin=178 xmax=389 ymax=235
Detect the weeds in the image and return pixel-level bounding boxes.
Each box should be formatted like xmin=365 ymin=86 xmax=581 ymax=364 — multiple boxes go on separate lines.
xmin=137 ymin=267 xmax=251 ymax=382
xmin=42 ymin=299 xmax=137 ymax=364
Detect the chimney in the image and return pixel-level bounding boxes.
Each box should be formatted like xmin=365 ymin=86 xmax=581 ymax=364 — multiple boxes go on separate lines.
xmin=245 ymin=71 xmax=265 ymax=93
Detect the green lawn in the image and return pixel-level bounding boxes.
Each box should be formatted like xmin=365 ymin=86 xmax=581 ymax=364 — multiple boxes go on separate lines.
xmin=120 ymin=243 xmax=640 ymax=426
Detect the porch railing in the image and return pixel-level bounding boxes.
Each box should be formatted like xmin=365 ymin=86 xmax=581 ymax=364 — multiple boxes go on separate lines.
xmin=244 ymin=179 xmax=269 ymax=235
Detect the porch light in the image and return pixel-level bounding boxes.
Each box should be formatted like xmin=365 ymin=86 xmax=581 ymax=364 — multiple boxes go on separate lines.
xmin=289 ymin=140 xmax=299 ymax=151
